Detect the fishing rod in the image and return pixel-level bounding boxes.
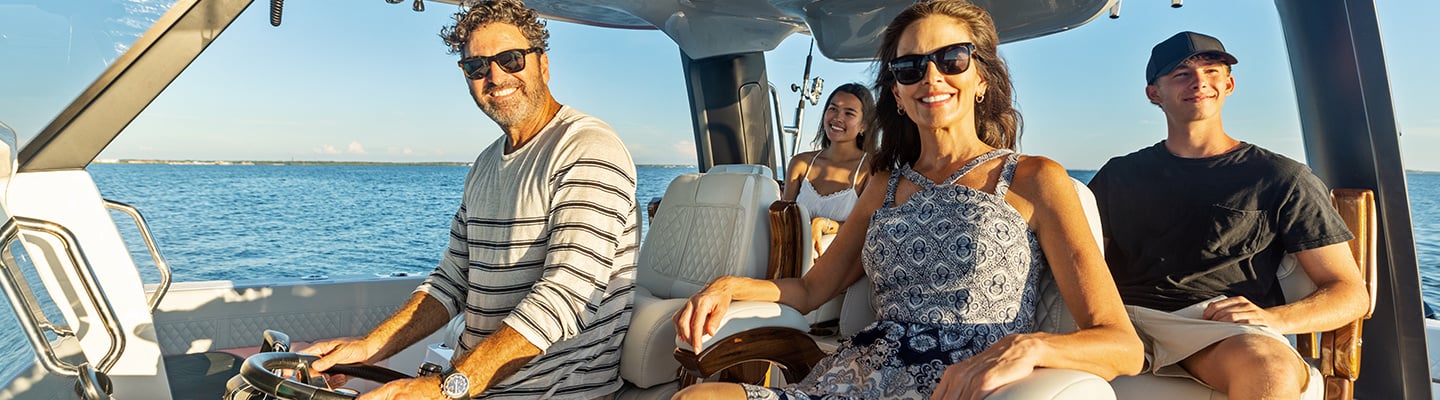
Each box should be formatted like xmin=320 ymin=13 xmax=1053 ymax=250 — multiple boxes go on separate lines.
xmin=782 ymin=40 xmax=824 ymax=164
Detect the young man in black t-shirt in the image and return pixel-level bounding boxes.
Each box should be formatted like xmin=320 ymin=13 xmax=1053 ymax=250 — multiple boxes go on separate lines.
xmin=1089 ymin=31 xmax=1368 ymax=398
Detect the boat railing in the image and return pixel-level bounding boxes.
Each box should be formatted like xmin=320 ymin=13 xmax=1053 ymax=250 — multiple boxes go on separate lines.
xmin=7 ymin=216 xmax=127 ymax=374
xmin=0 ymin=221 xmax=80 ymax=377
xmin=768 ymin=83 xmax=795 ymax=175
xmin=0 ymin=217 xmax=127 ymax=383
xmin=103 ymin=199 xmax=172 ymax=314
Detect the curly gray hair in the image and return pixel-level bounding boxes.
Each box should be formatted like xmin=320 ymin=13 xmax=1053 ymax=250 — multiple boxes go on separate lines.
xmin=440 ymin=0 xmax=550 ymax=55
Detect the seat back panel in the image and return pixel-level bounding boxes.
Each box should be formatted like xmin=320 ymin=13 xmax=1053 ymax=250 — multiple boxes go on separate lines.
xmin=637 ymin=170 xmax=778 ymax=299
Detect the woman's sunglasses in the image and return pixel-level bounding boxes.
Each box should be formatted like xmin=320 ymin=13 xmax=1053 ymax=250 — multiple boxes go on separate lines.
xmin=887 ymin=42 xmax=976 ymax=85
xmin=457 ymin=47 xmax=543 ymax=80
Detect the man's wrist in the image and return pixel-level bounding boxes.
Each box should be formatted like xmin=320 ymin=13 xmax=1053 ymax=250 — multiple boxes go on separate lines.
xmin=438 ymin=368 xmax=471 ymax=400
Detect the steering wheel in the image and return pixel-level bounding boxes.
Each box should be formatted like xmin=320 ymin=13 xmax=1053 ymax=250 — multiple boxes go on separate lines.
xmin=229 ymin=352 xmax=412 ymax=400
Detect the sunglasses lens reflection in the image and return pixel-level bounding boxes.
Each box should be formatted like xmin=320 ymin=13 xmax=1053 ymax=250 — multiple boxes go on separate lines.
xmin=891 ymin=57 xmax=925 ymax=85
xmin=461 ymin=59 xmax=486 ymax=79
xmin=458 ymin=48 xmax=534 ymax=80
xmin=937 ymin=45 xmax=970 ymax=75
xmin=494 ymin=51 xmax=526 ymax=73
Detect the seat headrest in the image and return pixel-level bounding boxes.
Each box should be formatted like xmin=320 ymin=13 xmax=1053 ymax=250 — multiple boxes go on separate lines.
xmin=707 ymin=164 xmax=773 ymax=178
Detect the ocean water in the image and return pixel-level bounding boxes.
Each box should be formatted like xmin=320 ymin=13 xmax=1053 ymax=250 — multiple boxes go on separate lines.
xmin=0 ymin=165 xmax=1436 ymax=385
xmin=85 ymin=164 xmax=691 ymax=282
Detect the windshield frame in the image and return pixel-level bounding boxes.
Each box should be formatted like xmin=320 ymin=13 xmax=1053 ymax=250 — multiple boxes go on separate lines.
xmin=13 ymin=0 xmax=251 ymax=173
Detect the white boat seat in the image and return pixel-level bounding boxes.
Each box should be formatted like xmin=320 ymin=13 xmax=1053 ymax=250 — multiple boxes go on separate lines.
xmin=703 ymin=163 xmax=842 ymax=329
xmin=707 ymin=163 xmax=775 ymax=177
xmin=620 ymin=165 xmax=781 ymax=389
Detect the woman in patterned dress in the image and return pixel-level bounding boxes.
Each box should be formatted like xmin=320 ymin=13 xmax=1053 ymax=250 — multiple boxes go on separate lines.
xmin=674 ymin=1 xmax=1142 ymax=399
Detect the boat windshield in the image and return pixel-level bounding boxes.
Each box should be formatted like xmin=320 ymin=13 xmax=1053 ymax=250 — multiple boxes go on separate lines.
xmin=0 ymin=0 xmax=178 ymax=148
xmin=0 ymin=0 xmax=178 ymax=386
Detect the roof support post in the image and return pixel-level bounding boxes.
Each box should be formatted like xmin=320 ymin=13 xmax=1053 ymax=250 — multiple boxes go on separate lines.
xmin=1274 ymin=0 xmax=1430 ymax=397
xmin=680 ymin=51 xmax=778 ymax=173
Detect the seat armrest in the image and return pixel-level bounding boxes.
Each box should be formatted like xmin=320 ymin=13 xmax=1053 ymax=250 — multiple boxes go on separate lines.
xmin=1331 ymin=189 xmax=1377 ymax=318
xmin=985 ymin=368 xmax=1115 ymax=400
xmin=674 ymin=301 xmax=809 ymax=353
xmin=767 ymin=200 xmax=811 ymax=280
xmin=1287 ymin=189 xmax=1376 ymax=400
xmin=672 ymin=302 xmax=821 ymax=387
xmin=1313 ymin=188 xmax=1376 ymax=400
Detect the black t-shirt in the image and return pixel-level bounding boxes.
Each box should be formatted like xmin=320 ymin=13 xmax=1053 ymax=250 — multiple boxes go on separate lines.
xmin=1088 ymin=142 xmax=1354 ymax=312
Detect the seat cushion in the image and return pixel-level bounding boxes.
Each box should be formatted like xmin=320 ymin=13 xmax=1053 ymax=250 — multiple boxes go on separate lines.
xmin=708 ymin=164 xmax=774 ymax=176
xmin=1111 ymin=361 xmax=1322 ymax=399
xmin=615 ymin=381 xmax=681 ymax=400
xmin=1034 ymin=270 xmax=1079 ymax=334
xmin=988 ymin=368 xmax=1115 ymax=400
xmin=621 ymin=290 xmax=688 ymax=388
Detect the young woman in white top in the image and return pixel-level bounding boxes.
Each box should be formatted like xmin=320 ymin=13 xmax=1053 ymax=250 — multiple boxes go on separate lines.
xmin=781 ymin=83 xmax=879 ymax=254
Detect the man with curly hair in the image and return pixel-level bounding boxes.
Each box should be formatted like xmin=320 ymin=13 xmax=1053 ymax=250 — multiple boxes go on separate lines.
xmin=303 ymin=1 xmax=638 ymax=398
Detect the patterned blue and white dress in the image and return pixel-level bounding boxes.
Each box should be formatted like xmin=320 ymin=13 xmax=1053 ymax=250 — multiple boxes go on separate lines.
xmin=744 ymin=149 xmax=1045 ymax=400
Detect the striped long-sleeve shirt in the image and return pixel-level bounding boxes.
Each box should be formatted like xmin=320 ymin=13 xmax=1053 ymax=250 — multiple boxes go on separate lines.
xmin=417 ymin=106 xmax=638 ymax=399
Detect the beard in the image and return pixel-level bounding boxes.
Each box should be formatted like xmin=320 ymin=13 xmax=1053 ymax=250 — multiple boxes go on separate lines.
xmin=476 ymin=76 xmax=548 ymax=128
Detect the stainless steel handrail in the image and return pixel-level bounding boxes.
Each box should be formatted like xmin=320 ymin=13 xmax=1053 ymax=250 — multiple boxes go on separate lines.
xmin=103 ymin=200 xmax=172 ymax=313
xmin=769 ymin=83 xmax=792 ymax=177
xmin=13 ymin=216 xmax=127 ymax=373
xmin=0 ymin=221 xmax=81 ymax=377
xmin=76 ymin=363 xmax=111 ymax=399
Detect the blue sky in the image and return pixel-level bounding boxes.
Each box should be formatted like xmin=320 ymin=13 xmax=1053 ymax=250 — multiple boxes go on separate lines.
xmin=6 ymin=1 xmax=1438 ymax=170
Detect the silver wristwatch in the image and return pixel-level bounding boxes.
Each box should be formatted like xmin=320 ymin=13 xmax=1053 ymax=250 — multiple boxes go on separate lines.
xmin=439 ymin=369 xmax=470 ymax=400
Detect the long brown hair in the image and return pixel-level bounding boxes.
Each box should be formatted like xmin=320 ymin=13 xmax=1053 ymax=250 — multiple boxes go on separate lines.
xmin=870 ymin=0 xmax=1022 ymax=173
xmin=812 ymin=83 xmax=879 ymax=152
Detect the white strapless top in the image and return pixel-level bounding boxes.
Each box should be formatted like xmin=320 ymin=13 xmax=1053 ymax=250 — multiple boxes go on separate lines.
xmin=795 ymin=152 xmax=864 ymax=222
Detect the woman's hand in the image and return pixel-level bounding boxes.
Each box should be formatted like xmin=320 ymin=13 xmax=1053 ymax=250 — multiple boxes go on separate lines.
xmin=930 ymin=333 xmax=1043 ymax=400
xmin=673 ymin=277 xmax=738 ymax=352
xmin=810 ymin=217 xmax=839 ymax=253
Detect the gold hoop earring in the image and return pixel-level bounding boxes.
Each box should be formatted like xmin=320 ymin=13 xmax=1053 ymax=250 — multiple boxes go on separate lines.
xmin=976 ymin=94 xmax=985 ymax=104
xmin=897 ymin=105 xmax=906 ymax=116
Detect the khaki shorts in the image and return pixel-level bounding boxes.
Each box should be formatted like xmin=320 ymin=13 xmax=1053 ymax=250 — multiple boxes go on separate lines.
xmin=1126 ymin=297 xmax=1307 ymax=387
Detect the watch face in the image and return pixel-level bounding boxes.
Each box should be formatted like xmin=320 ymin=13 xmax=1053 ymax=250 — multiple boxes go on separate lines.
xmin=441 ymin=373 xmax=470 ymax=399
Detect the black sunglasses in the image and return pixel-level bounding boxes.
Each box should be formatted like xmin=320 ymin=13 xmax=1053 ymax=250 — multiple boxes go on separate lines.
xmin=887 ymin=42 xmax=976 ymax=85
xmin=457 ymin=47 xmax=543 ymax=80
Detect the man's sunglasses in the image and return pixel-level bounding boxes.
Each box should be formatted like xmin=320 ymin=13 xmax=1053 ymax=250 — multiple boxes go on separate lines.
xmin=887 ymin=42 xmax=976 ymax=85
xmin=457 ymin=47 xmax=543 ymax=80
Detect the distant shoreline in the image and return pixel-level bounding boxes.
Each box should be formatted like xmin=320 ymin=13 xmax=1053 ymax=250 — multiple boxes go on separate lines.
xmin=94 ymin=159 xmax=698 ymax=168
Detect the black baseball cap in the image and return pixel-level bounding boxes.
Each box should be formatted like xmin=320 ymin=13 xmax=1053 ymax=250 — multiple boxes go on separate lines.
xmin=1146 ymin=31 xmax=1239 ymax=84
